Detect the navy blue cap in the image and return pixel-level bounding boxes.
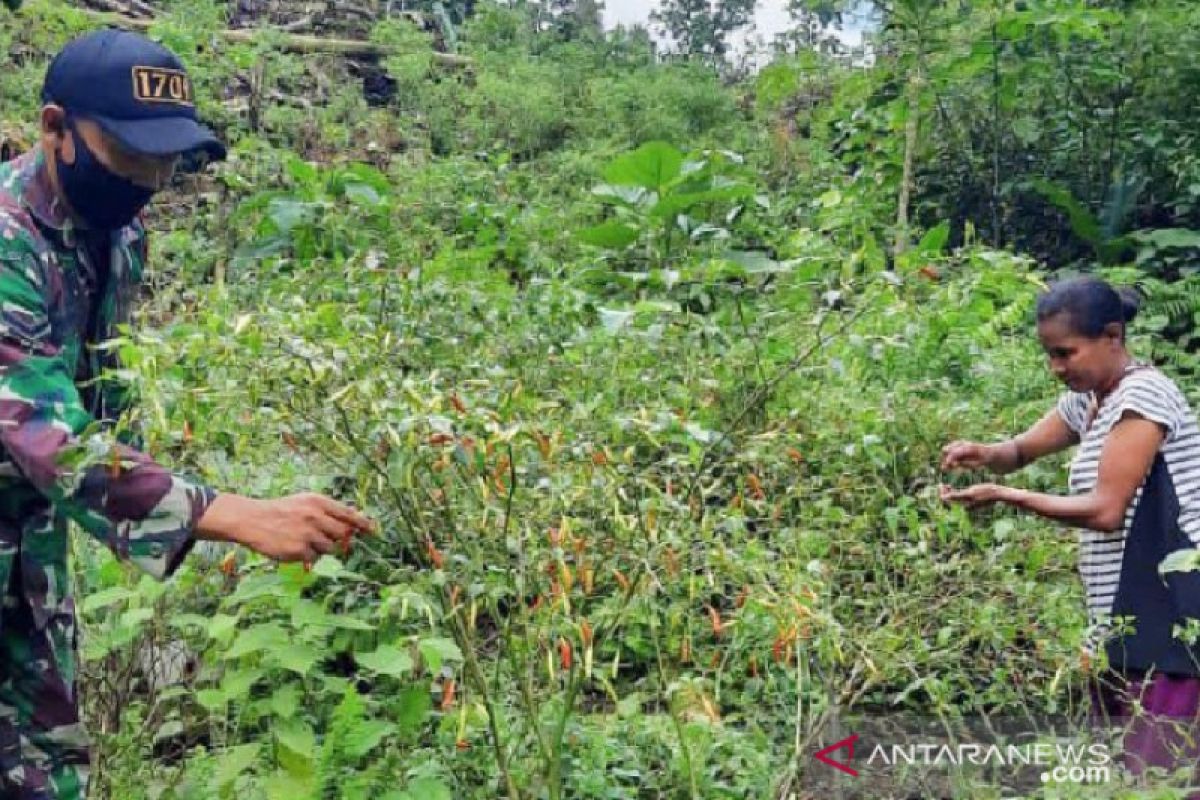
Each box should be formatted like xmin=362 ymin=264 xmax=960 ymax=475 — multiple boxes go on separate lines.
xmin=41 ymin=28 xmax=226 ymax=167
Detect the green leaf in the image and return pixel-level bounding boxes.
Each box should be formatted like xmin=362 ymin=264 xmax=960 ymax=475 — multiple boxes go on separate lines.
xmin=916 ymin=222 xmax=951 ymax=256
xmin=264 ymin=770 xmax=316 ymax=800
xmin=343 ymin=720 xmax=395 ymax=759
xmin=404 ymin=777 xmax=452 ymax=800
xmin=1160 ymin=549 xmax=1200 ymax=575
xmin=1030 ymin=179 xmax=1101 ymax=247
xmin=603 ymin=142 xmax=683 ymax=191
xmin=395 ymin=685 xmax=432 ymax=732
xmin=196 ymin=688 xmax=226 ymax=712
xmin=1129 ymin=228 xmax=1200 ymax=250
xmin=80 ymin=586 xmax=133 ymax=614
xmin=222 ymin=667 xmax=264 ymax=700
xmin=211 ymin=743 xmax=260 ymax=793
xmin=418 ymin=638 xmax=462 ymax=674
xmin=269 ymin=643 xmax=322 ymax=676
xmin=225 ymin=623 xmax=289 ymax=660
xmin=649 ymin=184 xmax=753 ymax=219
xmin=119 ymin=607 xmax=154 ymax=629
xmin=275 ymin=718 xmax=316 ymax=761
xmin=355 ymin=645 xmax=415 ymax=678
xmin=270 ymin=685 xmax=301 ymax=718
xmin=578 ymin=222 xmax=639 ymax=249
xmin=311 ymin=556 xmax=368 ymax=581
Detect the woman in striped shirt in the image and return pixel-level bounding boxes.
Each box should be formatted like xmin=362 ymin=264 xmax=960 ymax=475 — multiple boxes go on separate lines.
xmin=940 ymin=276 xmax=1200 ymax=791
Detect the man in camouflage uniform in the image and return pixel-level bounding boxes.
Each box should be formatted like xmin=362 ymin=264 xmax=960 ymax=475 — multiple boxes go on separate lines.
xmin=0 ymin=28 xmax=375 ymax=798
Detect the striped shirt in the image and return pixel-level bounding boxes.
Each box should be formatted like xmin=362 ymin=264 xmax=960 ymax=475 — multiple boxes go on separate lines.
xmin=1056 ymin=364 xmax=1200 ymax=653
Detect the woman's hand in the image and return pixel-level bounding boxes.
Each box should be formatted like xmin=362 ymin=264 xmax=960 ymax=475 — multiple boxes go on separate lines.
xmin=197 ymin=493 xmax=377 ymax=563
xmin=940 ymin=440 xmax=996 ymax=471
xmin=939 ymin=482 xmax=1014 ymax=509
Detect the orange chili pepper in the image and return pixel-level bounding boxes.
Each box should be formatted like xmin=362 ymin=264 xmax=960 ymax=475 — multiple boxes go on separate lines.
xmin=746 ymin=474 xmax=764 ymax=500
xmin=707 ymin=605 xmax=723 ymax=637
xmin=441 ymin=679 xmax=456 ymax=711
xmin=558 ymin=638 xmax=572 ymax=671
xmin=425 ymin=536 xmax=445 ymax=569
xmin=449 ymin=393 xmax=467 ymax=414
xmin=428 ymin=432 xmax=454 ymax=446
xmin=612 ymin=568 xmax=630 ymax=592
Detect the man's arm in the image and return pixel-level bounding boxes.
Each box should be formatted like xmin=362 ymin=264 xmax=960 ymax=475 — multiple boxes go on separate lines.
xmin=0 ymin=232 xmax=374 ymax=574
xmin=0 ymin=236 xmax=214 ymax=577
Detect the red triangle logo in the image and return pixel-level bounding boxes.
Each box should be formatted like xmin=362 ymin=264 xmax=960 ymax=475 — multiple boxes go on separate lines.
xmin=814 ymin=733 xmax=859 ymax=776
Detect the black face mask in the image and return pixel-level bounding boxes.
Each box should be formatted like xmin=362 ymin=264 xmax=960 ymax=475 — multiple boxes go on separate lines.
xmin=56 ymin=117 xmax=155 ymax=231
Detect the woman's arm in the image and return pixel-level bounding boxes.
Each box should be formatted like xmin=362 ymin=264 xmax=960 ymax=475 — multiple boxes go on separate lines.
xmin=943 ymin=411 xmax=1165 ymax=530
xmin=943 ymin=407 xmax=1078 ymax=475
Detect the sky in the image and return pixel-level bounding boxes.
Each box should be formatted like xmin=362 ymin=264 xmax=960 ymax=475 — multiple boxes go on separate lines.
xmin=601 ymin=0 xmax=872 ymax=54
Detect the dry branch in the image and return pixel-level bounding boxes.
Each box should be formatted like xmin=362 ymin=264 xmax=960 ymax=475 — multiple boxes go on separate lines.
xmin=77 ymin=9 xmax=473 ymax=68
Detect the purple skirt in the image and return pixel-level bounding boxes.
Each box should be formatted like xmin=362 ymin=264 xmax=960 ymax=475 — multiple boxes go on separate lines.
xmin=1089 ymin=668 xmax=1200 ymax=797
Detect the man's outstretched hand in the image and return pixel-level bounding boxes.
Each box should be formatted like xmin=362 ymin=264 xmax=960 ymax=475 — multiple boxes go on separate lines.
xmin=197 ymin=492 xmax=376 ymax=563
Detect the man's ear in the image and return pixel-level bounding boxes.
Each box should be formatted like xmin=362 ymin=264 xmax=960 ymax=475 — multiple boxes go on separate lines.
xmin=1104 ymin=321 xmax=1125 ymax=344
xmin=39 ymin=104 xmax=73 ymax=164
xmin=40 ymin=104 xmax=65 ymax=139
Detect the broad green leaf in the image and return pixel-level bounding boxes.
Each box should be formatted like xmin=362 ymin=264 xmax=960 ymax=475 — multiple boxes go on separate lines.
xmin=222 ymin=667 xmax=264 ymax=700
xmin=1030 ymin=179 xmax=1101 ymax=246
xmin=649 ymin=184 xmax=753 ymax=219
xmin=355 ymin=645 xmax=415 ymax=677
xmin=395 ymin=685 xmax=432 ymax=732
xmin=269 ymin=643 xmax=322 ymax=676
xmin=196 ymin=688 xmax=226 ymax=712
xmin=311 ymin=556 xmax=368 ymax=582
xmin=225 ymin=623 xmax=289 ymax=660
xmin=603 ymin=142 xmax=683 ymax=191
xmin=343 ymin=719 xmax=395 ymax=759
xmin=578 ymin=222 xmax=639 ymax=249
xmin=119 ymin=607 xmax=154 ymax=629
xmin=418 ymin=638 xmax=462 ymax=674
xmin=591 ymin=184 xmax=647 ymax=206
xmin=916 ymin=222 xmax=951 ymax=256
xmin=267 ymin=198 xmax=317 ymax=233
xmin=80 ymin=586 xmax=133 ymax=614
xmin=275 ymin=718 xmax=316 ymax=761
xmin=1160 ymin=549 xmax=1200 ymax=575
xmin=264 ymin=769 xmax=316 ymax=800
xmin=405 ymin=776 xmax=452 ymax=800
xmin=211 ymin=743 xmax=260 ymax=793
xmin=1130 ymin=228 xmax=1200 ymax=250
xmin=270 ymin=684 xmax=301 ymax=718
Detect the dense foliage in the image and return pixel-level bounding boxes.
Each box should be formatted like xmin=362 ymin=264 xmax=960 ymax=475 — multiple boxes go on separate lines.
xmin=2 ymin=0 xmax=1199 ymax=797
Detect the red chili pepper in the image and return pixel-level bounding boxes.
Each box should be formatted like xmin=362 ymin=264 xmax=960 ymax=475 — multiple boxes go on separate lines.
xmin=558 ymin=638 xmax=572 ymax=670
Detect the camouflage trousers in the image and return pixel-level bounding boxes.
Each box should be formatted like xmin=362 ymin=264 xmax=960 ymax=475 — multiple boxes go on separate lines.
xmin=0 ymin=566 xmax=89 ymax=799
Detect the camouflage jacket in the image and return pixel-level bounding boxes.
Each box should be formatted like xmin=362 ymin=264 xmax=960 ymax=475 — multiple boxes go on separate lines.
xmin=0 ymin=149 xmax=216 ymax=628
